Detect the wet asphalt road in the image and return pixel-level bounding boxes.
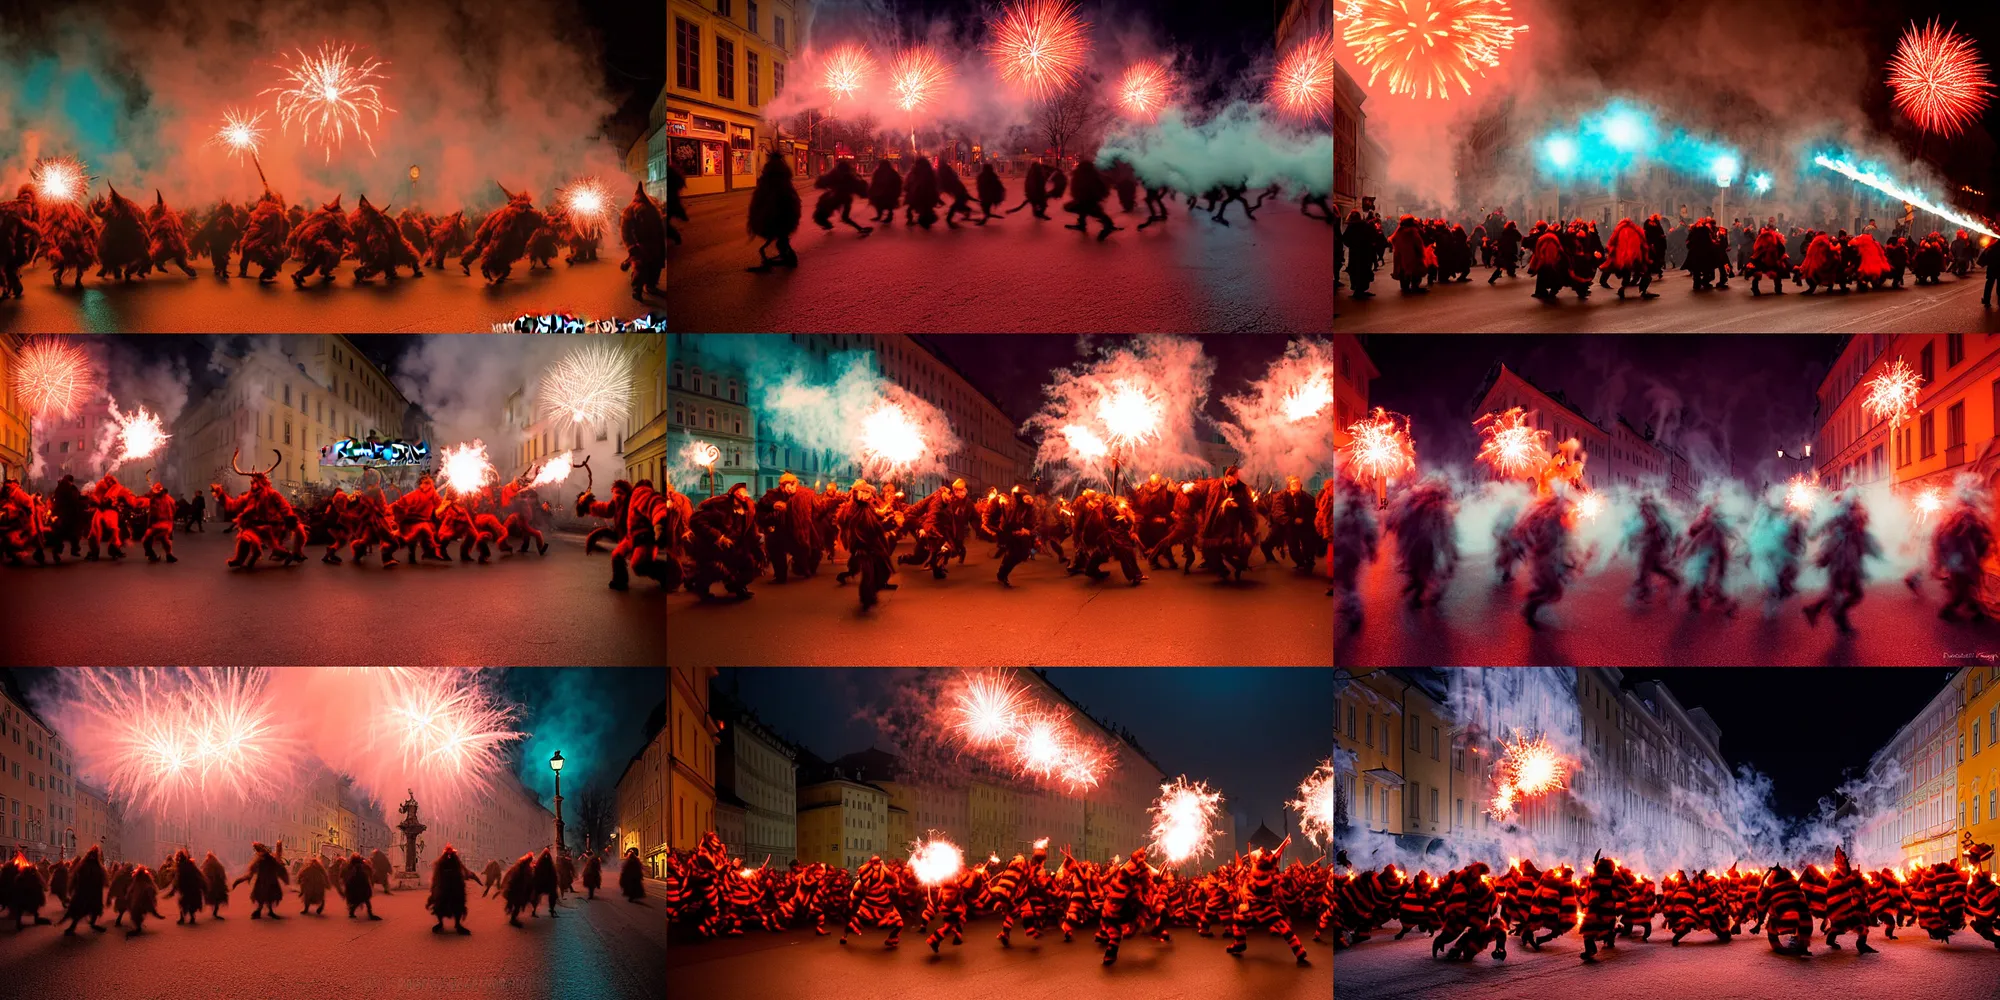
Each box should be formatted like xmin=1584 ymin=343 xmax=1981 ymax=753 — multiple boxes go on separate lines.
xmin=668 ymin=179 xmax=1335 ymax=333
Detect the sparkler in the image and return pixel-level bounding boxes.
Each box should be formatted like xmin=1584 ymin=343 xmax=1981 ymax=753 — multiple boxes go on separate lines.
xmin=987 ymin=0 xmax=1092 ymax=98
xmin=1116 ymin=60 xmax=1174 ymax=120
xmin=1281 ymin=370 xmax=1335 ymax=422
xmin=1813 ymin=155 xmax=1998 ymax=239
xmin=538 ymin=340 xmax=636 ymax=432
xmin=1289 ymin=761 xmax=1335 ymax=849
xmin=112 ymin=404 xmax=171 ymax=465
xmin=889 ymin=47 xmax=952 ymax=113
xmin=1272 ymin=33 xmax=1336 ymax=121
xmin=1475 ymin=407 xmax=1550 ymax=480
xmin=1576 ymin=492 xmax=1604 ymax=521
xmin=10 ymin=337 xmax=99 ymax=418
xmin=438 ymin=441 xmax=495 ymax=495
xmin=559 ymin=176 xmax=613 ymax=235
xmin=1862 ymin=356 xmax=1925 ymax=426
xmin=1149 ymin=777 xmax=1224 ymax=865
xmin=1785 ymin=476 xmax=1818 ymax=514
xmin=31 ymin=156 xmax=90 ymax=204
xmin=682 ymin=441 xmax=721 ymax=469
xmin=208 ymin=108 xmax=270 ymax=173
xmin=1913 ymin=487 xmax=1944 ymax=523
xmin=909 ymin=836 xmax=965 ymax=885
xmin=1887 ymin=19 xmax=1994 ymax=139
xmin=264 ymin=44 xmax=393 ymax=163
xmin=1339 ymin=0 xmax=1528 ymax=101
xmin=525 ymin=451 xmax=576 ymax=488
xmin=1488 ymin=735 xmax=1571 ymax=818
xmin=821 ymin=44 xmax=875 ymax=101
xmin=1338 ymin=408 xmax=1415 ymax=486
xmin=858 ymin=401 xmax=929 ymax=475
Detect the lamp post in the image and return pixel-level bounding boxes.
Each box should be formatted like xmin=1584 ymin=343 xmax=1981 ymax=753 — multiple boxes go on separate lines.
xmin=550 ymin=750 xmax=566 ymax=854
xmin=1777 ymin=444 xmax=1814 ymax=472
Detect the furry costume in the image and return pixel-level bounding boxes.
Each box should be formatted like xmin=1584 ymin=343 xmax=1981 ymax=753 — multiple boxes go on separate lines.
xmin=201 ymin=852 xmax=230 ymax=916
xmin=288 ymin=195 xmax=352 ymax=287
xmin=425 ymin=210 xmax=468 ymax=269
xmin=1803 ymin=491 xmax=1881 ymax=633
xmin=481 ymin=858 xmax=505 ymax=897
xmin=1849 ymin=233 xmax=1893 ymax=286
xmin=936 ymin=161 xmax=976 ymax=228
xmin=619 ymin=183 xmax=667 ymax=300
xmin=1007 ymin=162 xmax=1050 ymax=219
xmin=811 ymin=160 xmax=874 ymax=234
xmin=1516 ymin=493 xmax=1577 ymax=628
xmin=93 ymin=185 xmax=151 ymax=281
xmin=10 ymin=854 xmax=50 ymax=927
xmin=1061 ymin=161 xmax=1118 ymax=239
xmin=1757 ymin=866 xmax=1812 ymax=954
xmin=427 ymin=846 xmax=481 ymax=933
xmin=527 ymin=209 xmax=563 ymax=268
xmin=397 ymin=207 xmax=433 ymax=257
xmin=194 ymin=199 xmax=244 ymax=277
xmin=61 ymin=847 xmax=109 ymax=935
xmin=342 ymin=852 xmax=379 ymax=919
xmin=866 ymin=161 xmax=903 ymax=222
xmin=236 ymin=190 xmax=291 ymax=282
xmin=620 ymin=848 xmax=646 ymax=902
xmin=108 ymin=863 xmax=133 ymax=925
xmin=469 ymin=188 xmax=545 ymax=284
xmin=558 ymin=852 xmax=576 ymax=894
xmin=166 ymin=851 xmax=207 ymax=922
xmin=145 ymin=190 xmax=199 ymax=277
xmin=350 ymin=195 xmax=424 ymax=281
xmin=371 ymin=848 xmax=395 ymax=894
xmin=0 ymin=186 xmax=39 ymax=299
xmin=38 ymin=201 xmax=97 ymax=288
xmin=903 ymin=158 xmax=941 ymax=229
xmin=1386 ymin=477 xmax=1458 ymax=609
xmin=531 ymin=849 xmax=561 ymax=917
xmin=123 ymin=865 xmax=165 ymax=936
xmin=297 ymin=857 xmax=331 ymax=914
xmin=582 ymin=854 xmax=603 ymax=899
xmin=502 ymin=853 xmax=537 ymax=925
xmin=232 ymin=842 xmax=291 ymax=918
xmin=746 ymin=155 xmax=803 ymax=269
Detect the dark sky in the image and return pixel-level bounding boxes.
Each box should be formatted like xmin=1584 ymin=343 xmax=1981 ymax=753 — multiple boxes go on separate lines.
xmin=1616 ymin=668 xmax=1954 ymax=823
xmin=1360 ymin=335 xmax=1847 ymax=486
xmin=575 ymin=0 xmax=667 ymax=149
xmin=920 ymin=334 xmax=1299 ymax=427
xmin=716 ymin=668 xmax=1334 ymax=847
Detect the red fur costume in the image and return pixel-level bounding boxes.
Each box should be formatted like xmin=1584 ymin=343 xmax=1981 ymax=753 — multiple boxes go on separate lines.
xmin=86 ymin=474 xmax=141 ymax=560
xmin=138 ymin=476 xmax=178 ymax=562
xmin=146 ymin=190 xmax=199 ymax=277
xmin=391 ymin=476 xmax=447 ymax=562
xmin=578 ymin=478 xmax=669 ymax=590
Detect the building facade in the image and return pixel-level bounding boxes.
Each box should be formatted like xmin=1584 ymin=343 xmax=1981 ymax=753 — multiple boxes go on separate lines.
xmin=669 ymin=0 xmax=801 ymax=196
xmin=668 ymin=334 xmax=759 ymax=496
xmin=623 ymin=333 xmax=669 ymax=492
xmin=1331 ymin=334 xmax=1378 ymax=451
xmin=714 ymin=694 xmax=799 ymax=865
xmin=1471 ymin=363 xmax=1694 ymax=503
xmin=1960 ymin=666 xmax=2000 ymax=857
xmin=1333 ymin=669 xmax=1407 ymax=838
xmin=796 ymin=773 xmax=889 ymax=871
xmin=1863 ymin=672 xmax=1964 ymax=868
xmin=74 ymin=782 xmax=118 ymax=862
xmin=1332 ymin=54 xmax=1367 ymax=216
xmin=619 ymin=694 xmax=671 ymax=877
xmin=0 ymin=682 xmax=78 ymax=863
xmin=0 ymin=334 xmax=28 ymax=484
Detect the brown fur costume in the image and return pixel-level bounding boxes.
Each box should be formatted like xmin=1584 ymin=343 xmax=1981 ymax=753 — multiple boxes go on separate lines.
xmin=288 ymin=195 xmax=352 ymax=287
xmin=620 ymin=848 xmax=646 ymax=901
xmin=469 ymin=189 xmax=545 ymax=284
xmin=107 ymin=863 xmax=133 ymax=923
xmin=371 ymin=848 xmax=394 ymax=892
xmin=501 ymin=853 xmax=536 ymax=925
xmin=350 ymin=195 xmax=424 ymax=281
xmin=10 ymin=853 xmax=49 ymax=926
xmin=558 ymin=852 xmax=576 ymax=893
xmin=426 ymin=846 xmax=481 ymax=932
xmin=123 ymin=865 xmax=165 ymax=935
xmin=236 ymin=190 xmax=291 ymax=282
xmin=531 ymin=848 xmax=561 ymax=917
xmin=343 ymin=852 xmax=379 ymax=918
xmin=146 ymin=190 xmax=199 ymax=277
xmin=397 ymin=207 xmax=432 ymax=256
xmin=38 ymin=201 xmax=97 ymax=287
xmin=61 ymin=847 xmax=108 ymax=933
xmin=93 ymin=185 xmax=151 ymax=281
xmin=165 ymin=850 xmax=207 ymax=920
xmin=231 ymin=842 xmax=290 ymax=916
xmin=481 ymin=857 xmax=505 ymax=897
xmin=202 ymin=852 xmax=231 ymax=914
xmin=619 ymin=182 xmax=666 ymax=301
xmin=297 ymin=857 xmax=331 ymax=913
xmin=582 ymin=854 xmax=603 ymax=898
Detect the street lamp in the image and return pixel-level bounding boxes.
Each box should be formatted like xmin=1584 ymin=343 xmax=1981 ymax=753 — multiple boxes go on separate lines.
xmin=550 ymin=750 xmax=566 ymax=854
xmin=1777 ymin=444 xmax=1813 ymax=468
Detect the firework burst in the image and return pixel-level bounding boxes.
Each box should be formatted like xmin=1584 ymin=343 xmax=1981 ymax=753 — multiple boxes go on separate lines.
xmin=1289 ymin=761 xmax=1335 ymax=849
xmin=1340 ymin=0 xmax=1528 ymax=100
xmin=438 ymin=440 xmax=495 ymax=495
xmin=909 ymin=836 xmax=965 ymax=885
xmin=10 ymin=337 xmax=99 ymax=418
xmin=1476 ymin=407 xmax=1550 ymax=480
xmin=1150 ymin=777 xmax=1224 ymax=865
xmin=559 ymin=176 xmax=613 ymax=234
xmin=264 ymin=44 xmax=393 ymax=163
xmin=1887 ymin=18 xmax=1994 ymax=139
xmin=1786 ymin=476 xmax=1819 ymax=514
xmin=950 ymin=673 xmax=1032 ymax=747
xmin=112 ymin=403 xmax=172 ymax=465
xmin=857 ymin=401 xmax=931 ymax=476
xmin=939 ymin=671 xmax=1111 ymax=794
xmin=1272 ymin=33 xmax=1337 ymax=120
xmin=1576 ymin=492 xmax=1604 ymax=520
xmin=1862 ymin=357 xmax=1925 ymax=425
xmin=208 ymin=108 xmax=269 ymax=164
xmin=57 ymin=669 xmax=303 ymax=817
xmin=1913 ymin=487 xmax=1945 ymax=523
xmin=1281 ymin=369 xmax=1335 ymax=422
xmin=1096 ymin=380 xmax=1164 ymax=449
xmin=1338 ymin=407 xmax=1415 ymax=486
xmin=889 ymin=47 xmax=953 ymax=113
xmin=821 ymin=44 xmax=876 ymax=101
xmin=1489 ymin=735 xmax=1571 ymax=818
xmin=1116 ymin=61 xmax=1174 ymax=119
xmin=538 ymin=340 xmax=636 ymax=432
xmin=1060 ymin=424 xmax=1109 ymax=461
xmin=987 ymin=0 xmax=1092 ymax=98
xmin=31 ymin=155 xmax=90 ymax=204
xmin=375 ymin=669 xmax=523 ymax=794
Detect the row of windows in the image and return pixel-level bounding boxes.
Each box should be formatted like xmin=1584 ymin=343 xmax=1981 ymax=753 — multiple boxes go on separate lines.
xmin=675 ymin=18 xmax=788 ymax=101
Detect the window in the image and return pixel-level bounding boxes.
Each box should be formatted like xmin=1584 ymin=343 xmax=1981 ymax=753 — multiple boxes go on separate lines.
xmin=1947 ymin=333 xmax=1964 ymax=368
xmin=747 ymin=52 xmax=759 ymax=106
xmin=749 ymin=1 xmax=759 ymax=33
xmin=1978 ymin=720 xmax=1985 ymax=754
xmin=1455 ymin=798 xmax=1464 ymax=827
xmin=284 ymin=421 xmax=291 ymax=445
xmin=1452 ymin=748 xmax=1464 ymax=771
xmin=716 ymin=38 xmax=735 ymax=100
xmin=1990 ymin=708 xmax=1997 ymax=746
xmin=1920 ymin=411 xmax=1935 ymax=459
xmin=675 ymin=18 xmax=701 ymax=90
xmin=706 ymin=408 xmax=717 ymax=430
xmin=1334 ymin=697 xmax=1342 ymax=734
xmin=1408 ymin=781 xmax=1421 ymax=818
xmin=715 ymin=0 xmax=730 ymax=14
xmin=1947 ymin=402 xmax=1965 ymax=450
xmin=1363 ymin=782 xmax=1373 ymax=825
xmin=1430 ymin=788 xmax=1439 ymax=822
xmin=1920 ymin=342 xmax=1934 ymax=385
xmin=773 ymin=61 xmax=784 ymax=98
xmin=774 ymin=16 xmax=785 ymax=49
xmin=1346 ymin=704 xmax=1356 ymax=737
xmin=1364 ymin=713 xmax=1373 ymax=747
xmin=1410 ymin=717 xmax=1422 ymax=750
xmin=1991 ymin=789 xmax=1996 ymax=819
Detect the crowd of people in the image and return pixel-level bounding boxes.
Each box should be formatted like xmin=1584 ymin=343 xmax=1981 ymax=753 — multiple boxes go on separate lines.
xmin=0 ymin=452 xmax=674 ymax=591
xmin=695 ymin=149 xmax=1333 ymax=272
xmin=0 ymin=181 xmax=670 ymax=303
xmin=1328 ymin=842 xmax=1999 ymax=961
xmin=666 ymin=830 xmax=1329 ymax=967
xmin=1 ymin=841 xmax=649 ymax=938
xmin=670 ymin=467 xmax=1338 ymax=610
xmin=1339 ymin=206 xmax=2000 ymax=305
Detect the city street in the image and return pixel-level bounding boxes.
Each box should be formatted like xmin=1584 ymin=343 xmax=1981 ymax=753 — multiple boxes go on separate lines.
xmin=667 ymin=547 xmax=1332 ymax=666
xmin=0 ymin=876 xmax=668 ymax=1000
xmin=668 ymin=918 xmax=1332 ymax=1000
xmin=0 ymin=259 xmax=663 ymax=333
xmin=1335 ymin=269 xmax=2000 ymax=333
xmin=1330 ymin=918 xmax=2000 ymax=1000
xmin=5 ymin=529 xmax=665 ymax=666
xmin=1337 ymin=548 xmax=1996 ymax=667
xmin=667 ymin=181 xmax=1334 ymax=333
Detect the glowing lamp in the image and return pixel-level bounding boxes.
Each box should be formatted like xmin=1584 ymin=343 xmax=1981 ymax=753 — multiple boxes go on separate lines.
xmin=550 ymin=750 xmax=564 ymax=773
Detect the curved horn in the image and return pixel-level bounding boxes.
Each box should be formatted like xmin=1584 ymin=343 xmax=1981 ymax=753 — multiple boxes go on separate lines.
xmin=145 ymin=467 xmax=156 ymax=486
xmin=576 ymin=455 xmax=593 ymax=492
xmin=266 ymin=449 xmax=283 ymax=476
xmin=230 ymin=448 xmax=249 ymax=476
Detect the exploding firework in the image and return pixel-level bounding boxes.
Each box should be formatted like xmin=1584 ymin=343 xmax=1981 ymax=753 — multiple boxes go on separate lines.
xmin=1489 ymin=735 xmax=1571 ymax=818
xmin=681 ymin=441 xmax=721 ymax=469
xmin=1116 ymin=60 xmax=1174 ymax=119
xmin=1814 ymin=155 xmax=1999 ymax=239
xmin=939 ymin=671 xmax=1111 ymax=794
xmin=1887 ymin=19 xmax=1994 ymax=139
xmin=1476 ymin=407 xmax=1550 ymax=480
xmin=857 ymin=401 xmax=929 ymax=475
xmin=1576 ymin=492 xmax=1604 ymax=520
xmin=538 ymin=340 xmax=636 ymax=432
xmin=559 ymin=176 xmax=613 ymax=234
xmin=1272 ymin=33 xmax=1336 ymax=120
xmin=1340 ymin=0 xmax=1528 ymax=100
xmin=1096 ymin=380 xmax=1164 ymax=449
xmin=264 ymin=43 xmax=393 ymax=163
xmin=821 ymin=44 xmax=875 ymax=101
xmin=951 ymin=673 xmax=1032 ymax=747
xmin=1913 ymin=487 xmax=1945 ymax=523
xmin=10 ymin=337 xmax=99 ymax=418
xmin=909 ymin=836 xmax=965 ymax=885
xmin=1060 ymin=424 xmax=1109 ymax=460
xmin=1149 ymin=777 xmax=1224 ymax=865
xmin=1862 ymin=356 xmax=1925 ymax=425
xmin=987 ymin=0 xmax=1092 ymax=98
xmin=889 ymin=47 xmax=952 ymax=113
xmin=1289 ymin=761 xmax=1335 ymax=849
xmin=208 ymin=108 xmax=269 ymax=164
xmin=1281 ymin=370 xmax=1335 ymax=422
xmin=438 ymin=441 xmax=495 ymax=495
xmin=369 ymin=668 xmax=525 ymax=806
xmin=525 ymin=451 xmax=576 ymax=488
xmin=1338 ymin=408 xmax=1415 ymax=486
xmin=55 ymin=669 xmax=302 ymax=817
xmin=1014 ymin=714 xmax=1071 ymax=778
xmin=1786 ymin=476 xmax=1819 ymax=514
xmin=31 ymin=156 xmax=90 ymax=203
xmin=112 ymin=403 xmax=171 ymax=465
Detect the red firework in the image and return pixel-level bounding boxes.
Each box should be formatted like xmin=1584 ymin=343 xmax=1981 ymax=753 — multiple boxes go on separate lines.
xmin=821 ymin=44 xmax=876 ymax=101
xmin=1116 ymin=61 xmax=1174 ymax=119
xmin=889 ymin=47 xmax=953 ymax=113
xmin=1887 ymin=19 xmax=1994 ymax=139
xmin=987 ymin=0 xmax=1092 ymax=98
xmin=31 ymin=155 xmax=91 ymax=204
xmin=1272 ymin=33 xmax=1337 ymax=121
xmin=11 ymin=337 xmax=100 ymax=418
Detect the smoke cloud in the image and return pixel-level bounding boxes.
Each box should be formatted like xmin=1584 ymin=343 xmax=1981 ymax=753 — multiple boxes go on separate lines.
xmin=1216 ymin=336 xmax=1337 ymax=484
xmin=1022 ymin=335 xmax=1214 ymax=491
xmin=1097 ymin=103 xmax=1333 ymax=195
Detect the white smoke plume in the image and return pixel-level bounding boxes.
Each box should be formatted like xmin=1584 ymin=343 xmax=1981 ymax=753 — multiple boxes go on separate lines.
xmin=1217 ymin=336 xmax=1337 ymax=484
xmin=1022 ymin=335 xmax=1214 ymax=491
xmin=761 ymin=352 xmax=963 ymax=482
xmin=1096 ymin=103 xmax=1333 ymax=196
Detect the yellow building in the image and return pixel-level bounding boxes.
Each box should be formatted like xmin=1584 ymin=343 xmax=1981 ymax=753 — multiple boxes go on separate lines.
xmin=1396 ymin=674 xmax=1453 ymax=840
xmin=622 ymin=333 xmax=667 ymax=490
xmin=797 ymin=774 xmax=888 ymax=870
xmin=1334 ymin=669 xmax=1405 ymax=836
xmin=0 ymin=333 xmax=29 ymax=484
xmin=620 ymin=688 xmax=671 ymax=876
xmin=1960 ymin=666 xmax=2000 ymax=861
xmin=669 ymin=0 xmax=802 ymax=196
xmin=74 ymin=782 xmax=117 ymax=861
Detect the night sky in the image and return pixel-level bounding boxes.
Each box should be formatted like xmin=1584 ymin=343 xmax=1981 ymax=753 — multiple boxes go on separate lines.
xmin=1360 ymin=335 xmax=1848 ymax=487
xmin=716 ymin=668 xmax=1335 ymax=849
xmin=920 ymin=334 xmax=1302 ymax=427
xmin=1616 ymin=668 xmax=1955 ymax=823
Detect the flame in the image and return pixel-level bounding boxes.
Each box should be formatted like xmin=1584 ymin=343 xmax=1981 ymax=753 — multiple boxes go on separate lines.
xmin=1033 ymin=837 xmax=1050 ymax=851
xmin=1096 ymin=379 xmax=1164 ymax=448
xmin=438 ymin=441 xmax=495 ymax=495
xmin=526 ymin=451 xmax=576 ymax=488
xmin=680 ymin=441 xmax=721 ymax=469
xmin=909 ymin=837 xmax=965 ymax=886
xmin=1281 ymin=370 xmax=1335 ymax=422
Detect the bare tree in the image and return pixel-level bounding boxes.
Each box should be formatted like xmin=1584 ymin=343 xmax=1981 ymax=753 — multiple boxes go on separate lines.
xmin=571 ymin=783 xmax=615 ymax=857
xmin=1032 ymin=89 xmax=1112 ymax=160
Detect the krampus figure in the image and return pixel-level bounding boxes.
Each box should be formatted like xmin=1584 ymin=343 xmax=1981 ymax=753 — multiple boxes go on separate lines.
xmin=289 ymin=194 xmax=351 ymax=287
xmin=138 ymin=469 xmax=178 ymax=562
xmin=350 ymin=195 xmax=423 ymax=281
xmin=1577 ymin=853 xmax=1624 ymax=963
xmin=1007 ymin=162 xmax=1051 ymax=219
xmin=0 ymin=480 xmax=48 ymax=566
xmin=212 ymin=448 xmax=296 ymax=568
xmin=194 ymin=199 xmax=244 ymax=277
xmin=164 ymin=849 xmax=207 ymax=924
xmin=235 ymin=189 xmax=291 ymax=282
xmin=904 ymin=157 xmax=941 ymax=228
xmin=578 ymin=463 xmax=670 ymax=590
xmin=340 ymin=851 xmax=379 ymax=919
xmin=390 ymin=474 xmax=448 ymax=563
xmin=1228 ymin=838 xmax=1311 ymax=965
xmin=1516 ymin=492 xmax=1577 ymax=628
xmin=428 ymin=846 xmax=481 ymax=934
xmin=746 ymin=155 xmax=802 ymax=271
xmin=230 ymin=842 xmax=290 ymax=919
xmin=1802 ymin=489 xmax=1881 ymax=634
xmin=1626 ymin=493 xmax=1682 ymax=601
xmin=936 ymin=161 xmax=976 ymax=228
xmin=9 ymin=852 xmax=50 ymax=928
xmin=1385 ymin=476 xmax=1458 ymax=610
xmin=122 ymin=864 xmax=165 ymax=936
xmin=811 ymin=159 xmax=874 ymax=235
xmin=865 ymin=161 xmax=902 ymax=222
xmin=0 ymin=186 xmax=40 ymax=298
xmin=424 ymin=210 xmax=468 ymax=269
xmin=531 ymin=849 xmax=561 ymax=918
xmin=464 ymin=186 xmax=545 ymax=284
xmin=1758 ymin=866 xmax=1813 ymax=955
xmin=84 ymin=473 xmax=141 ymax=561
xmin=619 ymin=183 xmax=667 ymax=300
xmin=39 ymin=198 xmax=98 ymax=288
xmin=61 ymin=846 xmax=109 ymax=936
xmin=145 ymin=190 xmax=199 ymax=277
xmin=501 ymin=853 xmax=537 ymax=925
xmin=1917 ymin=475 xmax=1997 ymax=622
xmin=1681 ymin=499 xmax=1738 ymax=614
xmin=581 ymin=853 xmax=603 ymax=900
xmin=296 ymin=856 xmax=331 ymax=914
xmin=93 ymin=185 xmax=152 ymax=280
xmin=527 ymin=208 xmax=564 ymax=268
xmin=841 ymin=855 xmax=902 ymax=947
xmin=201 ymin=851 xmax=231 ymax=918
xmin=480 ymin=857 xmax=505 ymax=898
xmin=397 ymin=208 xmax=432 ymax=260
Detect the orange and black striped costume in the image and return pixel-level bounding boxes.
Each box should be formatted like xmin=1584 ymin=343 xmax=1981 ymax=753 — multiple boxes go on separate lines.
xmin=1523 ymin=865 xmax=1579 ymax=948
xmin=1577 ymin=856 xmax=1625 ymax=962
xmin=1921 ymin=862 xmax=1967 ymax=941
xmin=1618 ymin=868 xmax=1654 ymax=939
xmin=1964 ymin=870 xmax=2000 ymax=947
xmin=1226 ymin=838 xmax=1310 ymax=966
xmin=840 ymin=856 xmax=903 ymax=947
xmin=1097 ymin=849 xmax=1163 ymax=965
xmin=923 ymin=865 xmax=980 ymax=952
xmin=1822 ymin=850 xmax=1874 ymax=953
xmin=1434 ymin=862 xmax=1505 ymax=961
xmin=1867 ymin=869 xmax=1909 ymax=937
xmin=1394 ymin=872 xmax=1442 ymax=939
xmin=1799 ymin=864 xmax=1830 ymax=929
xmin=1756 ymin=866 xmax=1812 ymax=954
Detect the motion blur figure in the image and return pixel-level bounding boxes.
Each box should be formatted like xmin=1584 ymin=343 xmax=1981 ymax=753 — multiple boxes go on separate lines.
xmin=903 ymin=158 xmax=942 ymax=229
xmin=501 ymin=853 xmax=537 ymax=925
xmin=1802 ymin=489 xmax=1880 ymax=634
xmin=145 ymin=190 xmax=199 ymax=277
xmin=1682 ymin=499 xmax=1737 ymax=615
xmin=1385 ymin=476 xmax=1458 ymax=610
xmin=288 ymin=194 xmax=352 ymax=287
xmin=936 ymin=161 xmax=977 ymax=228
xmin=1516 ymin=492 xmax=1576 ymax=629
xmin=61 ymin=846 xmax=108 ymax=936
xmin=746 ymin=154 xmax=802 ymax=271
xmin=531 ymin=849 xmax=561 ymax=918
xmin=810 ymin=160 xmax=874 ymax=236
xmin=480 ymin=857 xmax=505 ymax=898
xmin=582 ymin=852 xmax=603 ymax=900
xmin=341 ymin=850 xmax=379 ymax=919
xmin=428 ymin=846 xmax=481 ymax=934
xmin=1749 ymin=494 xmax=1806 ymax=617
xmin=1006 ymin=162 xmax=1051 ymax=220
xmin=1489 ymin=502 xmax=1524 ymax=584
xmin=974 ymin=165 xmax=1007 ymax=224
xmin=1062 ymin=162 xmax=1120 ymax=240
xmin=1626 ymin=493 xmax=1682 ymax=601
xmin=1911 ymin=475 xmax=1997 ymax=622
xmin=1331 ymin=478 xmax=1380 ymax=633
xmin=621 ymin=847 xmax=646 ymax=903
